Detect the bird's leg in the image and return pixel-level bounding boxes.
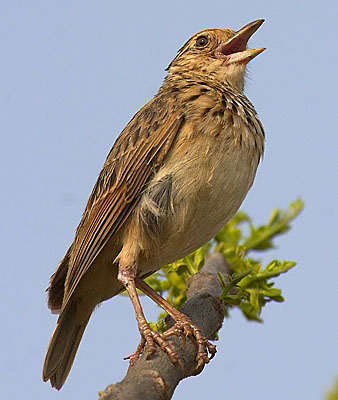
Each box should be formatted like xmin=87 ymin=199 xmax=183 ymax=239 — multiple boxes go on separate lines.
xmin=135 ymin=277 xmax=216 ymax=370
xmin=117 ymin=263 xmax=180 ymax=366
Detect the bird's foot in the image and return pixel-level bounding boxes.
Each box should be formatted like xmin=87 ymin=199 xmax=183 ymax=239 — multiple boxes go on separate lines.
xmin=164 ymin=314 xmax=216 ymax=371
xmin=126 ymin=315 xmax=216 ymax=372
xmin=125 ymin=322 xmax=181 ymax=368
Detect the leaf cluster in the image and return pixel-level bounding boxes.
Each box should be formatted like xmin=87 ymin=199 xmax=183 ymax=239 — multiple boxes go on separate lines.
xmin=215 ymin=199 xmax=303 ymax=320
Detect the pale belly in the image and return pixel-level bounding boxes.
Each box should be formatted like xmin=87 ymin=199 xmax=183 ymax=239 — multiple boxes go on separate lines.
xmin=138 ymin=135 xmax=260 ymax=273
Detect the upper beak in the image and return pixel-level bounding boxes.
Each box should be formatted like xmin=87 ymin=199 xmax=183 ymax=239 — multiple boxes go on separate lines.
xmin=215 ymin=19 xmax=265 ymax=65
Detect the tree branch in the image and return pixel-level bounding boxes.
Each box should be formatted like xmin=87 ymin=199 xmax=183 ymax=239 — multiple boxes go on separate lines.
xmin=99 ymin=252 xmax=229 ymax=400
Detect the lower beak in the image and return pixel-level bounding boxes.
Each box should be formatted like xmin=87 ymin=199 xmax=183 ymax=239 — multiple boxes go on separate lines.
xmin=225 ymin=47 xmax=266 ymax=65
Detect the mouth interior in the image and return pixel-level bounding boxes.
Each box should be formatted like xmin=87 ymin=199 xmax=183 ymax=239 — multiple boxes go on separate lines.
xmin=215 ymin=36 xmax=247 ymax=59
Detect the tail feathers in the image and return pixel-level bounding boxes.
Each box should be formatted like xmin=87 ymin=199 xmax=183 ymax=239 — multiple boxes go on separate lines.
xmin=47 ymin=246 xmax=72 ymax=313
xmin=43 ymin=301 xmax=91 ymax=390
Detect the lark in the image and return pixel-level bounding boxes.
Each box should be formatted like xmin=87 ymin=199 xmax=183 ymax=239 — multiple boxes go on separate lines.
xmin=43 ymin=19 xmax=265 ymax=389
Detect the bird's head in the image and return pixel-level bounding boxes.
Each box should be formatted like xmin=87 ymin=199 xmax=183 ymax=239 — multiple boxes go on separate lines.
xmin=167 ymin=20 xmax=265 ymax=92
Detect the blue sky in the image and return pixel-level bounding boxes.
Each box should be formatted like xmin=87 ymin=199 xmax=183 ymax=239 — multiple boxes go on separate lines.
xmin=1 ymin=1 xmax=338 ymax=399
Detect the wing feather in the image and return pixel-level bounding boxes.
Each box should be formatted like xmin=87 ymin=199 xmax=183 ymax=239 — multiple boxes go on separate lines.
xmin=62 ymin=95 xmax=185 ymax=307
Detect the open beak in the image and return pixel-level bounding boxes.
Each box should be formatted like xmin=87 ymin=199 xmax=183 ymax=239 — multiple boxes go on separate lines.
xmin=215 ymin=19 xmax=265 ymax=65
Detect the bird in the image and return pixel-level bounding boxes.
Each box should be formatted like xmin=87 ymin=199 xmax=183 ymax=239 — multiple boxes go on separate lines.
xmin=43 ymin=19 xmax=265 ymax=390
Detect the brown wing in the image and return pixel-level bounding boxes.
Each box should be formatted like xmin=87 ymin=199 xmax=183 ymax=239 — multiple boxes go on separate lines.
xmin=62 ymin=94 xmax=185 ymax=307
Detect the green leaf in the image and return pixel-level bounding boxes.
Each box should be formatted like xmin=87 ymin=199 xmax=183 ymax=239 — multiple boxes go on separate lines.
xmin=243 ymin=199 xmax=304 ymax=253
xmin=219 ymin=269 xmax=252 ymax=298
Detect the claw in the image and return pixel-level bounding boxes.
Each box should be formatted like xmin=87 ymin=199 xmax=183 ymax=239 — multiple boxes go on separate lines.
xmin=125 ymin=323 xmax=180 ymax=367
xmin=127 ymin=315 xmax=216 ymax=375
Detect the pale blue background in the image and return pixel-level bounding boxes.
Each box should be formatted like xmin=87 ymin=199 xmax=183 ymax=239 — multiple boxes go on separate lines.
xmin=1 ymin=1 xmax=337 ymax=399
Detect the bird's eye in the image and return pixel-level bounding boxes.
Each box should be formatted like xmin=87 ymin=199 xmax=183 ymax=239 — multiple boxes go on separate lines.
xmin=196 ymin=36 xmax=208 ymax=47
